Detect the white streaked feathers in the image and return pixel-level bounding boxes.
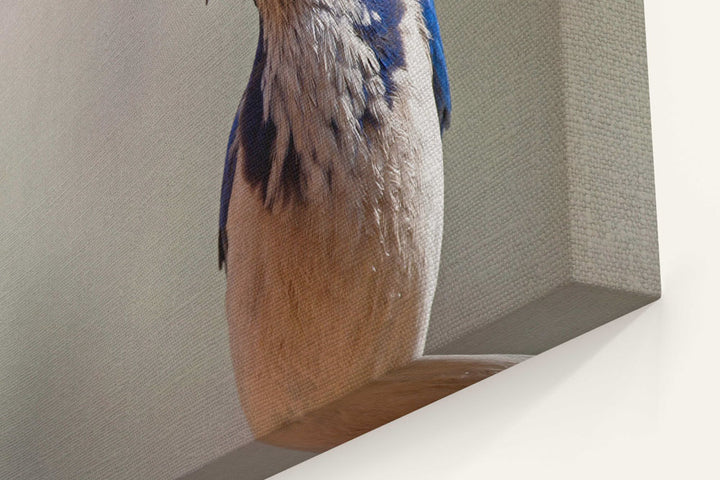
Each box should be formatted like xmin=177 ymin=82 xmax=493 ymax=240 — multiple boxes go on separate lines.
xmin=258 ymin=0 xmax=425 ymax=268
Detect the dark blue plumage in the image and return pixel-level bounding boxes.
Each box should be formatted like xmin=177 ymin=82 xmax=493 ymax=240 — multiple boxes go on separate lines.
xmin=218 ymin=110 xmax=239 ymax=269
xmin=238 ymin=22 xmax=273 ymax=200
xmin=354 ymin=0 xmax=406 ymax=105
xmin=420 ymin=0 xmax=452 ymax=132
xmin=218 ymin=20 xmax=266 ymax=269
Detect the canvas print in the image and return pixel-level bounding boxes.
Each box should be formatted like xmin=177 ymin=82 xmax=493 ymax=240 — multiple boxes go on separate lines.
xmin=0 ymin=1 xmax=660 ymax=479
xmin=197 ymin=1 xmax=660 ymax=477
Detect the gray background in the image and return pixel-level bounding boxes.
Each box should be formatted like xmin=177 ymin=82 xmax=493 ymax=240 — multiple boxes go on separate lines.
xmin=1 ymin=1 xmax=658 ymax=479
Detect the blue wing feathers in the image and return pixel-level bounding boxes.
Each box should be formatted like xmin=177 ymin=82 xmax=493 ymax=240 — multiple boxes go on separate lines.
xmin=355 ymin=0 xmax=406 ymax=104
xmin=354 ymin=0 xmax=450 ymax=130
xmin=420 ymin=0 xmax=452 ymax=132
xmin=218 ymin=110 xmax=240 ymax=269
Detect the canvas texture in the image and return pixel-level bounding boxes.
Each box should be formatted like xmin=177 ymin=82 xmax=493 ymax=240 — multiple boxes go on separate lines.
xmin=0 ymin=1 xmax=658 ymax=479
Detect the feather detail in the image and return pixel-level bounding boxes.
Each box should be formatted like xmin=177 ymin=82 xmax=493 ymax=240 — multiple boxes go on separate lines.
xmin=419 ymin=0 xmax=452 ymax=132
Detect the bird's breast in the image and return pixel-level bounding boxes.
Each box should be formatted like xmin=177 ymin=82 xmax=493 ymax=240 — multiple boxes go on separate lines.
xmin=224 ymin=0 xmax=445 ymax=437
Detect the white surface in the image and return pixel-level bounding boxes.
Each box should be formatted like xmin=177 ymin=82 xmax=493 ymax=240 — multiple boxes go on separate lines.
xmin=274 ymin=2 xmax=720 ymax=478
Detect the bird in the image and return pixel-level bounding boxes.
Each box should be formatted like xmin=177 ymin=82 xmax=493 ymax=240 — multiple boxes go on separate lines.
xmin=215 ymin=0 xmax=526 ymax=451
